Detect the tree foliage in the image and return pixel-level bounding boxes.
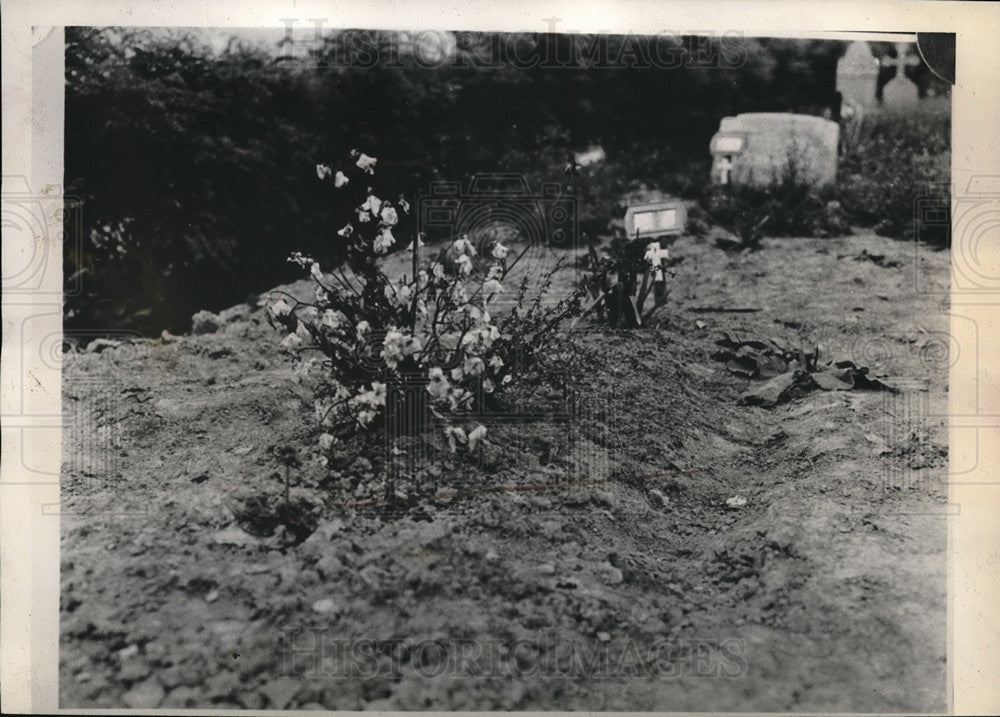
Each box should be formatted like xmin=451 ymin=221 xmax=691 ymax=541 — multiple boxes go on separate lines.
xmin=65 ymin=29 xmax=945 ymax=334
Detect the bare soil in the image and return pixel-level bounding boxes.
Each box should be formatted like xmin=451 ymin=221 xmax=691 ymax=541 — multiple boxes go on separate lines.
xmin=60 ymin=232 xmax=949 ymax=712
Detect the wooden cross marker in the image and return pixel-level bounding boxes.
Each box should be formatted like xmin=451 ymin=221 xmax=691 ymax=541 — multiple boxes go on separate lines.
xmin=644 ymin=242 xmax=671 ymax=283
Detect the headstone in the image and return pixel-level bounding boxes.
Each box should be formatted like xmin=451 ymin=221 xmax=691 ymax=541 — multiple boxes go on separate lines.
xmin=709 ymin=113 xmax=840 ymax=188
xmin=878 ymin=42 xmax=922 ymax=109
xmin=623 ymin=200 xmax=687 ymax=240
xmin=837 ymin=41 xmax=880 ymax=109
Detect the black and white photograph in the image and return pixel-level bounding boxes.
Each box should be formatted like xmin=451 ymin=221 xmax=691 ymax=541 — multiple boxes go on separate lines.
xmin=3 ymin=1 xmax=1000 ymax=714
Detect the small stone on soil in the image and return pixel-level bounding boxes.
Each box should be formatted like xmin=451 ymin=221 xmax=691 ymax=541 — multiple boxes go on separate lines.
xmin=122 ymin=679 xmax=165 ymax=709
xmin=648 ymin=489 xmax=669 ymax=509
xmin=600 ymin=564 xmax=624 ymax=585
xmin=211 ymin=527 xmax=256 ymax=547
xmin=312 ymin=598 xmax=339 ymax=614
xmin=260 ymin=676 xmax=301 ymax=710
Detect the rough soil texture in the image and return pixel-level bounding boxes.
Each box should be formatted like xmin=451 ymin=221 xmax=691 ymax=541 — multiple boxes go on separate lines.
xmin=60 ymin=233 xmax=949 ymax=712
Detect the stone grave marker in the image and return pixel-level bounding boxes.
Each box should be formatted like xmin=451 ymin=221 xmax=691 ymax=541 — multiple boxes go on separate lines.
xmin=878 ymin=42 xmax=922 ymax=108
xmin=709 ymin=113 xmax=840 ymax=188
xmin=837 ymin=41 xmax=880 ymax=110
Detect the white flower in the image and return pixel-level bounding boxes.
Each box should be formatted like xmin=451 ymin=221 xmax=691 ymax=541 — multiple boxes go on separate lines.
xmin=316 ymin=164 xmax=332 ymax=180
xmin=448 ymin=388 xmax=473 ymax=411
xmin=491 ymin=241 xmax=510 ymax=260
xmin=296 ymin=321 xmax=312 ymax=340
xmin=456 ymin=254 xmax=473 ymax=276
xmin=374 ymin=227 xmax=395 ymax=254
xmin=502 ymin=374 xmax=512 ymax=385
xmin=320 ymin=309 xmax=345 ymax=330
xmin=489 ymin=355 xmax=504 ymax=371
xmin=357 ymin=208 xmax=372 ymax=223
xmin=444 ymin=426 xmax=466 ymax=452
xmin=380 ymin=205 xmax=398 ymax=226
xmin=486 ymin=264 xmax=503 ymax=281
xmin=334 ymin=383 xmax=351 ymax=402
xmin=355 ymin=153 xmax=377 ymax=173
xmin=361 ymin=193 xmax=382 ymax=216
xmin=398 ymin=196 xmax=410 ymax=213
xmin=395 ymin=282 xmax=413 ymax=306
xmin=432 ymin=263 xmax=445 ymax=279
xmin=356 ymin=320 xmax=370 ymax=341
xmin=417 ymin=270 xmax=429 ymax=288
xmin=310 ymin=262 xmax=324 ymax=281
xmin=318 ymin=433 xmax=336 ymax=450
xmin=464 ymin=356 xmax=485 ymax=377
xmin=403 ymin=335 xmax=422 ymax=356
xmin=483 ymin=378 xmax=495 ymax=394
xmin=337 ymin=223 xmax=354 ymax=238
xmin=483 ymin=278 xmax=504 ymax=297
xmin=452 ymin=235 xmax=476 ymax=256
xmin=461 ymin=325 xmax=500 ymax=352
xmin=351 ymin=382 xmax=386 ymax=410
xmin=334 ymin=171 xmax=349 ymax=188
xmin=269 ymin=299 xmax=292 ymax=318
xmin=356 ymin=409 xmax=377 ymax=427
xmin=467 ymin=424 xmax=487 ymax=451
xmin=426 ymin=369 xmax=450 ymax=401
xmin=281 ymin=332 xmax=303 ymax=349
xmin=315 ymin=286 xmax=330 ymax=304
xmin=382 ymin=330 xmax=405 ymax=369
xmin=450 ymin=366 xmax=464 ymax=381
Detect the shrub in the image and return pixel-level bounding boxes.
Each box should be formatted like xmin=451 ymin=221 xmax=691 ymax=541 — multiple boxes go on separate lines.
xmin=267 ymin=151 xmax=585 ymax=493
xmin=701 ymin=172 xmax=850 ymax=248
xmin=837 ymin=111 xmax=950 ymax=244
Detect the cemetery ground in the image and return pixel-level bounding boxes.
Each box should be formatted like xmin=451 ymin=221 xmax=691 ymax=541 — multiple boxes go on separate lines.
xmin=60 ymin=229 xmax=948 ymax=712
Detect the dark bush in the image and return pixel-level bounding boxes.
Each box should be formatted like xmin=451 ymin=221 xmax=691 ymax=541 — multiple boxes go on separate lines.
xmin=836 ymin=110 xmax=950 ymax=245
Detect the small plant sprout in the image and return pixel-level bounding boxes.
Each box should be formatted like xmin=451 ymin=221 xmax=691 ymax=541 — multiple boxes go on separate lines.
xmin=275 ymin=445 xmax=301 ymax=526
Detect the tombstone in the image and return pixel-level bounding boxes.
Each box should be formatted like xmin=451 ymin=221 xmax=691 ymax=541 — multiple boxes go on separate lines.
xmin=709 ymin=113 xmax=840 ymax=188
xmin=837 ymin=41 xmax=880 ymax=110
xmin=878 ymin=42 xmax=922 ymax=109
xmin=623 ymin=200 xmax=687 ymax=240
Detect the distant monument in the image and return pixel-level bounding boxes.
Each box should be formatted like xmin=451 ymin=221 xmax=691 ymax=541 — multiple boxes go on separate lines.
xmin=837 ymin=40 xmax=936 ymax=114
xmin=877 ymin=42 xmax=923 ymax=108
xmin=837 ymin=41 xmax=880 ymax=110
